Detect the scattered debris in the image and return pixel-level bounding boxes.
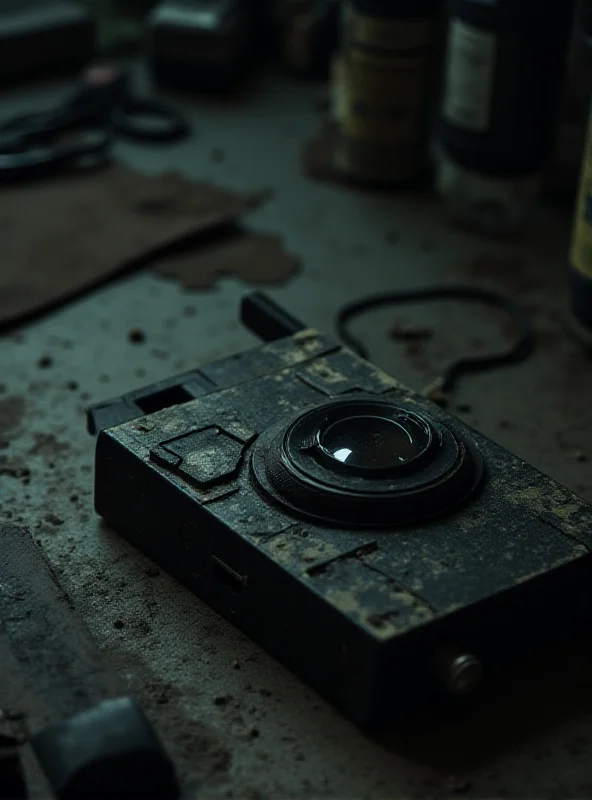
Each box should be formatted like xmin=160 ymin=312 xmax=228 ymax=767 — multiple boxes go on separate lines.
xmin=45 ymin=513 xmax=64 ymax=526
xmin=0 ymin=457 xmax=30 ymax=481
xmin=145 ymin=567 xmax=160 ymax=578
xmin=128 ymin=328 xmax=146 ymax=344
xmin=389 ymin=321 xmax=434 ymax=343
xmin=135 ymin=422 xmax=155 ymax=433
xmin=213 ymin=695 xmax=230 ymax=706
xmin=37 ymin=356 xmax=53 ymax=369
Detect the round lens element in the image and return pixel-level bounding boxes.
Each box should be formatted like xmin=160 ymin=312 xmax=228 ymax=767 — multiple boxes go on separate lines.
xmin=320 ymin=413 xmax=430 ymax=470
xmin=250 ymin=395 xmax=484 ymax=528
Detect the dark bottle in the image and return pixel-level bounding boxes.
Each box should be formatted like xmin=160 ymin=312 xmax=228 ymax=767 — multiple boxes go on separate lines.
xmin=274 ymin=0 xmax=342 ymax=78
xmin=437 ymin=0 xmax=575 ymax=236
xmin=568 ymin=98 xmax=592 ymax=339
xmin=334 ymin=0 xmax=442 ymax=186
xmin=546 ymin=0 xmax=592 ymax=205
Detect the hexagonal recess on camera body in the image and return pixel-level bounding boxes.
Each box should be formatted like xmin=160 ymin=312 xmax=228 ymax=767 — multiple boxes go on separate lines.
xmin=149 ymin=426 xmax=253 ymax=488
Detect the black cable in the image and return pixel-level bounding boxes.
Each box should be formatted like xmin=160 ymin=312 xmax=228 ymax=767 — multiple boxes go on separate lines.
xmin=336 ymin=285 xmax=536 ymax=394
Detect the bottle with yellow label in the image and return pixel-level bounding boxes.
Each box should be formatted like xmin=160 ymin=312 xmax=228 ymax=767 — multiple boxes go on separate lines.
xmin=334 ymin=0 xmax=442 ymax=186
xmin=569 ymin=98 xmax=592 ymax=334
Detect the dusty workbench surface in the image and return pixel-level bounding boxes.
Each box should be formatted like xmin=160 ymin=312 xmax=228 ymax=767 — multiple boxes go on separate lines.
xmin=2 ymin=69 xmax=592 ymax=798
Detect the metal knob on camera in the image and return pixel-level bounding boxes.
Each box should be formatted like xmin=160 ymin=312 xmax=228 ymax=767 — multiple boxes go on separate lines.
xmin=434 ymin=647 xmax=483 ymax=696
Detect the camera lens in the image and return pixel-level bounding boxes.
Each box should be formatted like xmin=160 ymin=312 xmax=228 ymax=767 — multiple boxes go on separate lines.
xmin=320 ymin=413 xmax=430 ymax=470
xmin=251 ymin=395 xmax=483 ymax=527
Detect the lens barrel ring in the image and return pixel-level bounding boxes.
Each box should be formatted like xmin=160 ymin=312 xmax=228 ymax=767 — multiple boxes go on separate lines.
xmin=250 ymin=397 xmax=483 ymax=527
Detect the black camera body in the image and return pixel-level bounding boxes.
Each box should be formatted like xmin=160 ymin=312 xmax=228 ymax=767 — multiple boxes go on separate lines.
xmin=92 ymin=316 xmax=592 ymax=726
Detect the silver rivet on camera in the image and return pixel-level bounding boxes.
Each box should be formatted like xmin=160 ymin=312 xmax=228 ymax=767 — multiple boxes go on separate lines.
xmin=434 ymin=647 xmax=483 ymax=696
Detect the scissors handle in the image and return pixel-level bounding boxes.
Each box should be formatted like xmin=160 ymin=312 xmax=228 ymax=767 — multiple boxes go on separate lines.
xmin=0 ymin=127 xmax=111 ymax=182
xmin=110 ymin=96 xmax=191 ymax=143
xmin=0 ymin=65 xmax=190 ymax=180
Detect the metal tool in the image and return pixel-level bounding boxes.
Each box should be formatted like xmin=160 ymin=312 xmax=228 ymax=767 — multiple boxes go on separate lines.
xmin=0 ymin=524 xmax=180 ymax=799
xmin=32 ymin=697 xmax=180 ymax=800
xmin=0 ymin=1 xmax=95 ymax=82
xmin=0 ymin=713 xmax=26 ymax=800
xmin=0 ymin=63 xmax=190 ymax=181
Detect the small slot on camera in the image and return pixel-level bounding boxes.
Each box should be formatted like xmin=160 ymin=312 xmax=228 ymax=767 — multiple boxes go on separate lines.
xmin=212 ymin=555 xmax=247 ymax=593
xmin=136 ymin=385 xmax=193 ymax=414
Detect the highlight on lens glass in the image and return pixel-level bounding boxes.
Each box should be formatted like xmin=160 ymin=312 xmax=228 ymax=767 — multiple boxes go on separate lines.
xmin=319 ymin=412 xmax=432 ymax=470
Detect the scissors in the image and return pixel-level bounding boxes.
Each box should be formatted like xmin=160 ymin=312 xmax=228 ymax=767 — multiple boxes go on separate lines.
xmin=0 ymin=65 xmax=191 ymax=181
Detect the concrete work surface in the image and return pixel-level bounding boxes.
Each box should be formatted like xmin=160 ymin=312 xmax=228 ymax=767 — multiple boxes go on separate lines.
xmin=2 ymin=69 xmax=592 ymax=798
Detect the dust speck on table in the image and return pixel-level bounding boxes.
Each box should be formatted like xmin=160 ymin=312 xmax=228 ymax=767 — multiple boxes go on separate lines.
xmin=128 ymin=328 xmax=146 ymax=344
xmin=214 ymin=694 xmax=231 ymax=706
